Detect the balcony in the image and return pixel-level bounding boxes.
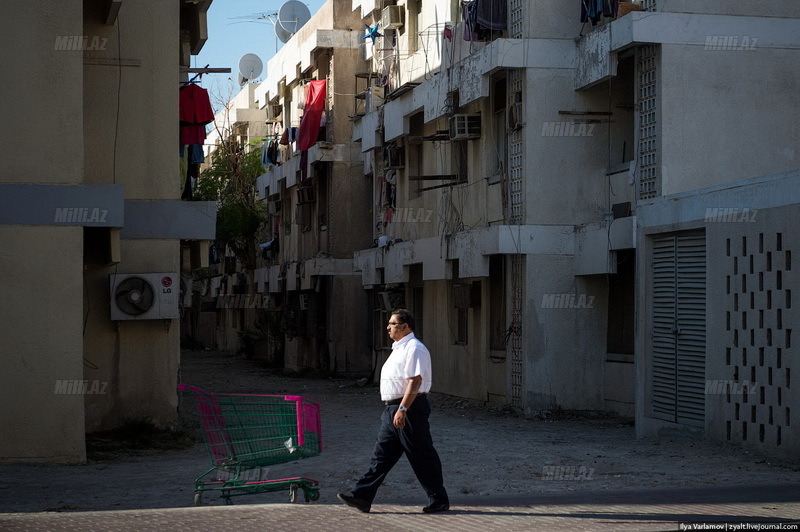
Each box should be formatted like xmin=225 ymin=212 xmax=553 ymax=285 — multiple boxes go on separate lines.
xmin=354 ymin=225 xmax=575 ymax=287
xmin=576 ymin=11 xmax=800 ymax=89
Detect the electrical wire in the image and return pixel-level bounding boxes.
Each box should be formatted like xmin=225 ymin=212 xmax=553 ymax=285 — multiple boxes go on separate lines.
xmin=113 ymin=13 xmax=122 ymax=185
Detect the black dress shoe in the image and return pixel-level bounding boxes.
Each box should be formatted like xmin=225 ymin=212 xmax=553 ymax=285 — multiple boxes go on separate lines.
xmin=422 ymin=500 xmax=450 ymax=513
xmin=337 ymin=492 xmax=371 ymax=513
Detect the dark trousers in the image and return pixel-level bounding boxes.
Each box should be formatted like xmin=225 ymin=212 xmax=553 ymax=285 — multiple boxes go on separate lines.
xmin=352 ymin=395 xmax=448 ymax=505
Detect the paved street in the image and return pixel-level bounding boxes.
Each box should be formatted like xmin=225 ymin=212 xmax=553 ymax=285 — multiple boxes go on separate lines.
xmin=2 ymin=483 xmax=798 ymax=531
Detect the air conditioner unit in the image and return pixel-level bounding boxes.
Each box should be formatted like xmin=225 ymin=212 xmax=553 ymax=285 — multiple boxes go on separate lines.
xmin=365 ymin=85 xmax=385 ymax=112
xmin=382 ymin=5 xmax=404 ymax=29
xmin=266 ymin=104 xmax=283 ymax=122
xmin=385 ymin=145 xmax=405 ymax=169
xmin=110 ymin=273 xmax=180 ymax=320
xmin=297 ymin=186 xmax=315 ymax=204
xmin=268 ymin=199 xmax=282 ymax=215
xmin=452 ymin=281 xmax=480 ymax=309
xmin=449 ymin=114 xmax=481 ymax=140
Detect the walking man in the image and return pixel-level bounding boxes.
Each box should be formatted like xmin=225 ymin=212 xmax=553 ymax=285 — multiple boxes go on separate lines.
xmin=338 ymin=309 xmax=450 ymax=513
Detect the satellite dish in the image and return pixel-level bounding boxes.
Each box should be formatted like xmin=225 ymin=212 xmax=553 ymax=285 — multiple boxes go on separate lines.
xmin=275 ymin=0 xmax=311 ymax=43
xmin=237 ymin=53 xmax=263 ymax=83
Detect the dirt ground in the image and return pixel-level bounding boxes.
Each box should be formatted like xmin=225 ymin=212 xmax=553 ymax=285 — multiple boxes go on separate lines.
xmin=1 ymin=349 xmax=799 ymax=513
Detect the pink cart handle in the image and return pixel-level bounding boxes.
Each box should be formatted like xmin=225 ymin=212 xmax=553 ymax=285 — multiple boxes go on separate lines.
xmin=283 ymin=395 xmax=305 ymax=447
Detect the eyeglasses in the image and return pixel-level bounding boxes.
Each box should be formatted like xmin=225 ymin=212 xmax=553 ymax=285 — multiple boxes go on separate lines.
xmin=387 ymin=322 xmax=404 ymax=326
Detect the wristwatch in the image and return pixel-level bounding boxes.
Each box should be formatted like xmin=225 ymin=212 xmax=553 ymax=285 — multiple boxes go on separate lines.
xmin=398 ymin=405 xmax=408 ymax=412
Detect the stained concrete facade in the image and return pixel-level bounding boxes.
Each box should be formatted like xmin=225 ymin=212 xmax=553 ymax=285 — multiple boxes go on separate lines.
xmin=201 ymin=0 xmax=798 ymax=461
xmin=206 ymin=0 xmax=373 ymax=373
xmin=0 ymin=0 xmax=216 ymax=462
xmin=349 ymin=0 xmax=800 ymax=463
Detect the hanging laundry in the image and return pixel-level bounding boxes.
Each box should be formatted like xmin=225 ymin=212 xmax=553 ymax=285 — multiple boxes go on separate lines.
xmin=182 ymin=162 xmax=200 ymax=200
xmin=299 ymin=149 xmax=309 ymax=184
xmin=179 ymin=84 xmax=214 ymax=145
xmin=463 ymin=0 xmax=495 ymax=41
xmin=463 ymin=1 xmax=480 ymax=41
xmin=268 ymin=138 xmax=280 ymax=164
xmin=299 ymin=80 xmax=327 ymax=151
xmin=384 ymin=181 xmax=396 ymax=207
xmin=444 ymin=26 xmax=453 ymax=42
xmin=261 ymin=140 xmax=269 ymax=168
xmin=581 ymin=0 xmax=619 ymax=26
xmin=188 ymin=144 xmax=204 ymax=164
xmin=475 ymin=0 xmax=507 ymax=31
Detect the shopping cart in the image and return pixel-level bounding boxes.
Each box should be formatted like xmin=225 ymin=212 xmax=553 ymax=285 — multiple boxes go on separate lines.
xmin=179 ymin=384 xmax=323 ymax=505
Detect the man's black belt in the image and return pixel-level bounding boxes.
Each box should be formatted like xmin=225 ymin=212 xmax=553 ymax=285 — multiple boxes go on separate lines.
xmin=384 ymin=394 xmax=426 ymax=406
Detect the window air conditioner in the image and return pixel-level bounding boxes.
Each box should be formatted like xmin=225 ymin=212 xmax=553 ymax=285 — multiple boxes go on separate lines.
xmin=268 ymin=199 xmax=281 ymax=215
xmin=266 ymin=104 xmax=283 ymax=122
xmin=299 ymin=293 xmax=308 ymax=311
xmin=297 ymin=186 xmax=315 ymax=204
xmin=449 ymin=114 xmax=481 ymax=140
xmin=382 ymin=5 xmax=404 ymax=30
xmin=385 ymin=145 xmax=405 ymax=169
xmin=109 ymin=273 xmax=180 ymax=320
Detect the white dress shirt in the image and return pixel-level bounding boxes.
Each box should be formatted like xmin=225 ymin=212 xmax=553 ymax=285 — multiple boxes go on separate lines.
xmin=380 ymin=332 xmax=433 ymax=401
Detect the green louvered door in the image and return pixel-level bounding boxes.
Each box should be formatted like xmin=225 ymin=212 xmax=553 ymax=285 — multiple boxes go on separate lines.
xmin=651 ymin=232 xmax=707 ymax=427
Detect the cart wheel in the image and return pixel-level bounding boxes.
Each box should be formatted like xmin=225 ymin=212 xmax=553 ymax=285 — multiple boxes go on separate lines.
xmin=194 ymin=493 xmax=202 ymax=506
xmin=305 ymin=489 xmax=319 ymax=502
xmin=289 ymin=485 xmax=299 ymax=504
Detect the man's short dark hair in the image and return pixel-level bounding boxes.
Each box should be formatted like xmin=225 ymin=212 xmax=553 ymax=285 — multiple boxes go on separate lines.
xmin=392 ymin=309 xmax=415 ymax=332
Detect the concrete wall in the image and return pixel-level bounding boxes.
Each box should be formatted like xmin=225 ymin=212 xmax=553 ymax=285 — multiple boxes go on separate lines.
xmin=523 ymin=255 xmax=607 ymax=412
xmin=0 ymin=2 xmax=84 ymax=182
xmin=658 ymin=0 xmax=799 ymax=17
xmin=525 ymin=68 xmax=611 ymax=226
xmin=526 ymin=0 xmax=585 ymax=39
xmin=389 ymin=0 xmax=454 ymax=85
xmin=328 ymin=276 xmax=372 ymax=373
xmin=83 ymin=2 xmax=179 ymax=200
xmin=83 ymin=240 xmax=180 ymax=432
xmin=636 ymin=171 xmax=800 ymax=461
xmin=660 ymin=45 xmax=800 ymax=196
xmin=0 ymin=227 xmax=86 ymax=462
xmin=417 ymin=280 xmax=489 ymax=401
xmin=82 ymin=0 xmax=182 ymax=432
xmin=705 ymin=203 xmax=799 ymax=461
xmin=0 ymin=2 xmax=86 ymax=462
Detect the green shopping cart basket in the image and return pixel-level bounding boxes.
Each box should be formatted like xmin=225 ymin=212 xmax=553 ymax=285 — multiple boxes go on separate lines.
xmin=179 ymin=384 xmax=323 ymax=505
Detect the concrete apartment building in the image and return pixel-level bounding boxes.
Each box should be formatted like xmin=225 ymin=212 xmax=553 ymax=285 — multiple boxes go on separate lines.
xmin=347 ymin=0 xmax=800 ymax=462
xmin=0 ymin=0 xmax=216 ymax=462
xmin=203 ymin=0 xmax=374 ymax=373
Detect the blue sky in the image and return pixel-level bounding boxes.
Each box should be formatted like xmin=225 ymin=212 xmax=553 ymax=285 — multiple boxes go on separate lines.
xmin=193 ymin=0 xmax=327 ymax=108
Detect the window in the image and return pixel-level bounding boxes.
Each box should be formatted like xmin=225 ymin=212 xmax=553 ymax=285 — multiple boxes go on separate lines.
xmin=451 ymin=276 xmax=469 ymax=345
xmin=489 ymin=255 xmax=507 ymax=351
xmin=607 ymin=249 xmax=635 ymax=355
xmin=491 ymin=77 xmax=508 ymax=185
xmin=409 ymin=112 xmax=424 ymax=197
xmin=455 ymin=306 xmax=468 ymax=345
xmin=405 ymin=0 xmax=423 ymax=53
xmin=410 ymin=264 xmax=424 ymax=339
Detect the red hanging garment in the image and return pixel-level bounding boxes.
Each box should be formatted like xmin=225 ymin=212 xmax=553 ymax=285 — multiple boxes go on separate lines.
xmin=179 ymin=84 xmax=214 ymax=126
xmin=180 ymin=84 xmax=215 ymax=145
xmin=298 ymin=80 xmax=326 ymax=151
